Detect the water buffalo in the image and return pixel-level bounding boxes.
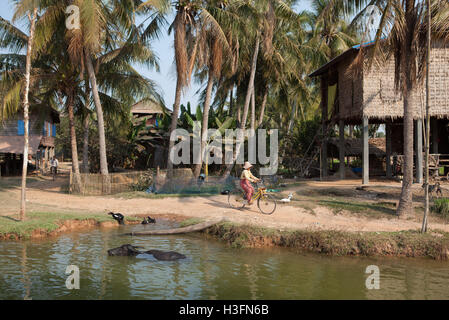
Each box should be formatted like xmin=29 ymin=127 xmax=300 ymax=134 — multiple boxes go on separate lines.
xmin=108 ymin=245 xmax=186 ymax=261
xmin=107 ymin=244 xmax=143 ymax=256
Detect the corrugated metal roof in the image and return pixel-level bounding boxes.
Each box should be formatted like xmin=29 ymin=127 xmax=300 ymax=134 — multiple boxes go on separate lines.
xmin=0 ymin=136 xmax=42 ymax=154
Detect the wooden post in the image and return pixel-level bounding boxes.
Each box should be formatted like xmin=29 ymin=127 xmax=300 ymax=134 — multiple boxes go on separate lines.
xmin=416 ymin=119 xmax=423 ymax=184
xmin=386 ymin=123 xmax=392 ymax=178
xmin=339 ymin=119 xmax=345 ymax=179
xmin=321 ymin=77 xmax=328 ymax=179
xmin=431 ymin=118 xmax=438 ymax=154
xmin=362 ymin=117 xmax=369 ymax=185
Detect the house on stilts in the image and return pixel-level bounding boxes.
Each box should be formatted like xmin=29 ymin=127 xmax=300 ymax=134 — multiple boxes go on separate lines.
xmin=309 ymin=39 xmax=449 ymax=184
xmin=0 ymin=105 xmax=60 ymax=176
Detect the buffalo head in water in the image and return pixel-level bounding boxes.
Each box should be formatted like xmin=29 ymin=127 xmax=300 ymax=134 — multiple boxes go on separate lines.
xmin=107 ymin=244 xmax=143 ymax=256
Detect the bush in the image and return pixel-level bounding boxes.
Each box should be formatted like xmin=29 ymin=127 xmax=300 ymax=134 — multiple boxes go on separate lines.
xmin=431 ymin=198 xmax=449 ymax=219
xmin=131 ymin=170 xmax=154 ymax=191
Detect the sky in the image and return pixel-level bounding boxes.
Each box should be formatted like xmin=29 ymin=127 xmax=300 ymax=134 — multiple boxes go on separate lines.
xmin=2 ymin=0 xmax=312 ymax=112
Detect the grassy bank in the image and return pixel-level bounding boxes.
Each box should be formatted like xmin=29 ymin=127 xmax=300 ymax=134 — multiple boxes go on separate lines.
xmin=203 ymin=222 xmax=449 ymax=260
xmin=0 ymin=212 xmax=139 ymax=240
xmin=110 ymin=191 xmax=218 ymax=199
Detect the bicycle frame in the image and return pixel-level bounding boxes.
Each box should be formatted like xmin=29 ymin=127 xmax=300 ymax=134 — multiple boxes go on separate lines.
xmin=247 ymin=183 xmax=268 ymax=202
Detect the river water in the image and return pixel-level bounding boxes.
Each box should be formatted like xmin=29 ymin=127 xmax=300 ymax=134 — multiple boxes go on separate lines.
xmin=1 ymin=221 xmax=449 ymax=300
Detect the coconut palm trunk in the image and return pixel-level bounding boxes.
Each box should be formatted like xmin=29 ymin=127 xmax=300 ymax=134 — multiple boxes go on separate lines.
xmin=223 ymin=35 xmax=260 ymax=178
xmin=396 ymin=3 xmax=416 ymax=216
xmin=167 ymin=77 xmax=183 ymax=179
xmin=250 ymin=87 xmax=256 ymax=130
xmin=85 ymin=50 xmax=110 ymax=193
xmin=82 ymin=67 xmax=90 ymax=173
xmin=82 ymin=112 xmax=89 ymax=173
xmin=257 ymin=87 xmax=268 ymax=128
xmin=193 ymin=72 xmax=214 ymax=178
xmin=67 ymin=92 xmax=82 ymax=193
xmin=19 ymin=8 xmax=38 ymax=221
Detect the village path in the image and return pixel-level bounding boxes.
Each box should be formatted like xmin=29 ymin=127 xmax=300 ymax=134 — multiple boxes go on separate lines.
xmin=3 ymin=174 xmax=449 ymax=234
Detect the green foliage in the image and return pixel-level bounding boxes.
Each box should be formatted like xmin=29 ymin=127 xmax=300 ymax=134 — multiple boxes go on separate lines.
xmin=0 ymin=211 xmax=127 ymax=239
xmin=130 ymin=170 xmax=155 ymax=191
xmin=432 ymin=198 xmax=449 ymax=219
xmin=282 ymin=116 xmax=321 ymax=158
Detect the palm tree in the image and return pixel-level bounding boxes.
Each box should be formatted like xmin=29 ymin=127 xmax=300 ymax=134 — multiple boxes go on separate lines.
xmin=344 ymin=0 xmax=449 ymax=216
xmin=164 ymin=0 xmax=201 ymax=179
xmin=18 ymin=6 xmax=38 ymax=221
xmin=191 ymin=1 xmax=231 ymax=178
xmin=222 ymin=0 xmax=300 ymax=178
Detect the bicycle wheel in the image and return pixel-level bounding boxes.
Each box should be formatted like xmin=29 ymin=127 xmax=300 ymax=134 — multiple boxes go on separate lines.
xmin=257 ymin=193 xmax=276 ymax=215
xmin=228 ymin=190 xmax=246 ymax=209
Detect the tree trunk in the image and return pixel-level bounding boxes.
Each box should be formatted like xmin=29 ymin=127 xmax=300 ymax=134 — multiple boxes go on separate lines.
xmin=20 ymin=8 xmax=38 ymax=221
xmin=397 ymin=0 xmax=415 ymax=216
xmin=167 ymin=76 xmax=183 ymax=179
xmin=82 ymin=113 xmax=89 ymax=173
xmin=193 ymin=72 xmax=214 ymax=178
xmin=397 ymin=86 xmax=414 ymax=216
xmin=257 ymin=86 xmax=268 ymax=128
xmin=82 ymin=72 xmax=90 ymax=173
xmin=223 ymin=35 xmax=260 ymax=178
xmin=67 ymin=92 xmax=82 ymax=193
xmin=250 ymin=86 xmax=256 ymax=130
xmin=85 ymin=50 xmax=110 ymax=193
xmin=287 ymin=101 xmax=297 ymax=134
xmin=228 ymin=87 xmax=234 ymax=117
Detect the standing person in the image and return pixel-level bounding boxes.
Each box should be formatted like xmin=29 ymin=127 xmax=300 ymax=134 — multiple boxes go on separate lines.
xmin=240 ymin=162 xmax=260 ymax=205
xmin=50 ymin=157 xmax=59 ymax=175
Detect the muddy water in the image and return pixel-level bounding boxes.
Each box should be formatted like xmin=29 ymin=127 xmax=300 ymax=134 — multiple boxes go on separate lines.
xmin=0 ymin=221 xmax=449 ymax=300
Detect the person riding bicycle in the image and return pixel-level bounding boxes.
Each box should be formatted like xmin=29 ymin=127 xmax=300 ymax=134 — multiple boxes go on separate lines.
xmin=240 ymin=162 xmax=260 ymax=205
xmin=50 ymin=157 xmax=59 ymax=175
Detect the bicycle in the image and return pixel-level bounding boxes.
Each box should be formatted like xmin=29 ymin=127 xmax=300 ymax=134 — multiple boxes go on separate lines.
xmin=228 ymin=180 xmax=277 ymax=215
xmin=50 ymin=166 xmax=57 ymax=181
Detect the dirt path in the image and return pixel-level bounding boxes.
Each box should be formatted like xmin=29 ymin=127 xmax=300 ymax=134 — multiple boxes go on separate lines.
xmin=1 ymin=174 xmax=448 ymax=233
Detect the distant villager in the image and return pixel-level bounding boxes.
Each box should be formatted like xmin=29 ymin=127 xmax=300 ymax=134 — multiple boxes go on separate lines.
xmin=141 ymin=216 xmax=156 ymax=224
xmin=108 ymin=244 xmax=143 ymax=256
xmin=108 ymin=212 xmax=125 ymax=225
xmin=145 ymin=249 xmax=186 ymax=261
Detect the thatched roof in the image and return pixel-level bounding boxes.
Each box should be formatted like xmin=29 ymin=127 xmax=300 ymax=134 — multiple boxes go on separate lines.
xmin=311 ymin=39 xmax=449 ymax=121
xmin=328 ymin=138 xmax=386 ymax=157
xmin=131 ymin=100 xmax=169 ymax=115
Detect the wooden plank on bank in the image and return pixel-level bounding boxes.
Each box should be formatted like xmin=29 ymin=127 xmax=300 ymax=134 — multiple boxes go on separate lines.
xmin=124 ymin=217 xmax=225 ymax=236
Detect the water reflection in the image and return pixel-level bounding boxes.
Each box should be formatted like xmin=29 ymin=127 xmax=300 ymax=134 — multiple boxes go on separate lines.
xmin=0 ymin=223 xmax=448 ymax=299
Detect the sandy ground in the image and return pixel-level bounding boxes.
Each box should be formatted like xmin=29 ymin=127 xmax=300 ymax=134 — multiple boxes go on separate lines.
xmin=2 ymin=170 xmax=449 ymax=233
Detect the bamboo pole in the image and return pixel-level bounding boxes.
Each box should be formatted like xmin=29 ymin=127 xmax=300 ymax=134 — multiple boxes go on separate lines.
xmin=422 ymin=0 xmax=431 ymax=233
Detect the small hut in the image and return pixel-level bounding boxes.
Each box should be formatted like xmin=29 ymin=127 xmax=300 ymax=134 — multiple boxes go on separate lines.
xmin=309 ymin=39 xmax=449 ymax=184
xmin=131 ymin=99 xmax=169 ymax=128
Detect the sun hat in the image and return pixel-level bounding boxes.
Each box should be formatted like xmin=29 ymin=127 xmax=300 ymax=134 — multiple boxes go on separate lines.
xmin=243 ymin=162 xmax=253 ymax=170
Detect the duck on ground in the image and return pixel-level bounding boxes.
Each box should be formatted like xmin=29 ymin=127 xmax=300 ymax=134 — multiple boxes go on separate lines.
xmin=108 ymin=212 xmax=125 ymax=225
xmin=141 ymin=216 xmax=156 ymax=224
xmin=280 ymin=193 xmax=293 ymax=203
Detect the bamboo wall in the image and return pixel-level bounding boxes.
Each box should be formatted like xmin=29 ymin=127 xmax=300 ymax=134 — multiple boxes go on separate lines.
xmin=362 ymin=40 xmax=449 ymax=120
xmin=70 ymin=171 xmax=146 ymax=196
